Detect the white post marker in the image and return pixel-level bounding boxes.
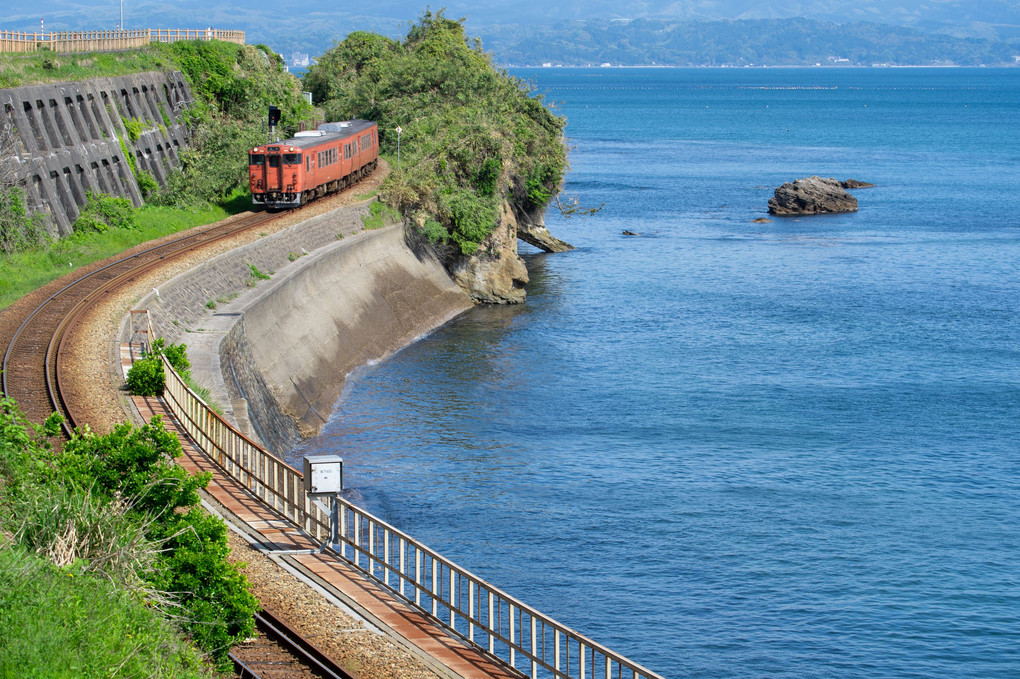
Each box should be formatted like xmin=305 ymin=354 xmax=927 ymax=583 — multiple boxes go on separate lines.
xmin=395 ymin=125 xmax=402 ymax=171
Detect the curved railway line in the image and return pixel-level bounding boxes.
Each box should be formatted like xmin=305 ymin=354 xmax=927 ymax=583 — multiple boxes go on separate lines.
xmin=1 ymin=209 xmax=280 ymax=435
xmin=230 ymin=609 xmax=359 ymax=679
xmin=1 ymin=172 xmax=382 ymax=679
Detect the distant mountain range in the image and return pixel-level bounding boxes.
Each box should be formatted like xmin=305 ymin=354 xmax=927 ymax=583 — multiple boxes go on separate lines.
xmin=6 ymin=1 xmax=1020 ymax=67
xmin=476 ymin=18 xmax=1020 ymax=66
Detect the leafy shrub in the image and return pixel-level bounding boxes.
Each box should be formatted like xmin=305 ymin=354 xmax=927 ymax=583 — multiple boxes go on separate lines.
xmin=305 ymin=10 xmax=567 ymax=258
xmin=125 ymin=337 xmax=190 ymax=396
xmin=0 ymin=186 xmax=47 ymax=255
xmin=126 ymin=355 xmax=164 ymax=396
xmin=122 ymin=116 xmax=145 ymax=142
xmin=0 ymin=396 xmax=254 ymax=674
xmin=58 ymin=418 xmax=256 ymax=670
xmin=72 ymin=191 xmax=136 ymax=235
xmin=160 ymin=339 xmax=191 ymax=376
xmin=137 ymin=170 xmax=159 ymax=198
xmin=442 ymin=187 xmax=498 ymax=255
xmin=149 ymin=507 xmax=258 ymax=661
xmin=421 ymin=219 xmax=449 ymax=244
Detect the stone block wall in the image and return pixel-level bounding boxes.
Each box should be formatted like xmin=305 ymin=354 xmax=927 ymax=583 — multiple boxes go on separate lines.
xmin=0 ymin=71 xmax=193 ymax=235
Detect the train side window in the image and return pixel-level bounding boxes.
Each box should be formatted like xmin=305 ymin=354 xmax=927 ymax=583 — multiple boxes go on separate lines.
xmin=268 ymin=155 xmax=280 ymax=168
xmin=249 ymin=153 xmax=265 ymax=165
xmin=283 ymin=154 xmax=301 ymax=165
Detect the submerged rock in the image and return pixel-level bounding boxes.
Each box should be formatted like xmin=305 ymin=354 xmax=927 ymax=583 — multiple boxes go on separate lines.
xmin=768 ymin=176 xmax=858 ymax=215
xmin=841 ymin=178 xmax=875 ymax=189
xmin=622 ymin=230 xmax=641 ymax=236
xmin=751 ymin=217 xmax=771 ymax=223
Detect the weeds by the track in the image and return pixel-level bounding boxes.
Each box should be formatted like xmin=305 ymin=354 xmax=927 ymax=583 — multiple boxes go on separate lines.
xmin=0 ymin=542 xmax=214 ymax=679
xmin=0 ymin=195 xmax=247 ymax=310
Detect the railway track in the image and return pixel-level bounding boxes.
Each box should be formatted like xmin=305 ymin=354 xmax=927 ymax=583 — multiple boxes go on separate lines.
xmin=1 ymin=209 xmax=278 ymax=434
xmin=230 ymin=609 xmax=359 ymax=679
xmin=2 ymin=170 xmax=382 ymax=678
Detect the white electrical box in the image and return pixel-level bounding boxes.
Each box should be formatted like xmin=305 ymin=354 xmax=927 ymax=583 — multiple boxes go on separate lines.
xmin=303 ymin=455 xmax=344 ymax=495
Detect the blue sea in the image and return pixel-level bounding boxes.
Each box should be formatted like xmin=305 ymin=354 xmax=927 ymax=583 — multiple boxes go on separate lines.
xmin=291 ymin=68 xmax=1020 ymax=678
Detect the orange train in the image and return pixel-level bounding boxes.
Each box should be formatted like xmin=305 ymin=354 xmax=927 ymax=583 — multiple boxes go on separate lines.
xmin=248 ymin=119 xmax=379 ymax=209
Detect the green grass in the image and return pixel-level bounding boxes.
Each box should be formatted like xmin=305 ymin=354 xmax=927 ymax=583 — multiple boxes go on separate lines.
xmin=0 ymin=196 xmax=248 ymax=310
xmin=0 ymin=544 xmax=214 ymax=679
xmin=0 ymin=48 xmax=172 ymax=89
xmin=361 ymin=200 xmax=401 ymax=230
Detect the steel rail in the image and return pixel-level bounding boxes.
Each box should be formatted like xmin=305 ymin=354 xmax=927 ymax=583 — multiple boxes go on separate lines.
xmin=255 ymin=609 xmax=357 ymax=679
xmin=228 ymin=609 xmax=359 ymax=679
xmin=1 ymin=211 xmax=274 ymax=433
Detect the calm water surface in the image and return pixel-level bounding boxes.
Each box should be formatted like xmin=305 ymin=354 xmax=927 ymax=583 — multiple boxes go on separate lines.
xmin=292 ymin=68 xmax=1020 ymax=678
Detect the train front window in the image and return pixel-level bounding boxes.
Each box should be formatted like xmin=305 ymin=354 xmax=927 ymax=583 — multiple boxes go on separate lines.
xmin=283 ymin=154 xmax=301 ymax=165
xmin=268 ymin=155 xmax=281 ymax=168
xmin=249 ymin=153 xmax=265 ymax=165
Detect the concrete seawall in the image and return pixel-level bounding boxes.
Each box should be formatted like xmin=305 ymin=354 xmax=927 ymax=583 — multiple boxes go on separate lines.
xmin=132 ymin=204 xmax=472 ymax=455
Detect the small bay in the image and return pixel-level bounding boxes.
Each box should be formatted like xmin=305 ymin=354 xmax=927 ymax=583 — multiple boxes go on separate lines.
xmin=291 ymin=67 xmax=1020 ymax=678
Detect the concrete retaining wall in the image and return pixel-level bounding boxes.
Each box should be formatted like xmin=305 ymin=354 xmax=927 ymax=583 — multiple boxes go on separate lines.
xmin=133 ymin=205 xmax=473 ymax=456
xmin=230 ymin=224 xmax=473 ymax=452
xmin=0 ymin=71 xmax=192 ymax=235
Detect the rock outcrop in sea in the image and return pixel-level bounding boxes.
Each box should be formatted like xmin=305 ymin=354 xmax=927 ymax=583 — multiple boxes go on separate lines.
xmin=449 ymin=203 xmax=573 ymax=304
xmin=517 ymin=206 xmax=574 ymax=253
xmin=768 ymin=176 xmax=860 ymax=215
xmin=449 ymin=202 xmax=530 ymax=304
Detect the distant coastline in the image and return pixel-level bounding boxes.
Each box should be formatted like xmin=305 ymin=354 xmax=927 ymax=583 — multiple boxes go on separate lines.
xmin=502 ymin=63 xmax=1018 ymax=69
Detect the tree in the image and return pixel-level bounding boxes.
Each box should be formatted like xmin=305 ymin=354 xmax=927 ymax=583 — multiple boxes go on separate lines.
xmin=304 ymin=10 xmax=568 ymax=257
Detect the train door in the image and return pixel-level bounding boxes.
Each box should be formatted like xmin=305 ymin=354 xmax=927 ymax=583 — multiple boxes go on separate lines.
xmin=265 ymin=146 xmax=283 ymax=193
xmin=249 ymin=151 xmax=266 ymax=197
xmin=343 ymin=141 xmax=353 ymax=178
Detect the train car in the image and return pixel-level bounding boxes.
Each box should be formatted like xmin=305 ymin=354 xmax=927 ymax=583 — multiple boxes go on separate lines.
xmin=248 ymin=119 xmax=379 ymax=209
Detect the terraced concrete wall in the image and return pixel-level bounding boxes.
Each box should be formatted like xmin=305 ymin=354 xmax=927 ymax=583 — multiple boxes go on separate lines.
xmin=0 ymin=71 xmax=192 ymax=235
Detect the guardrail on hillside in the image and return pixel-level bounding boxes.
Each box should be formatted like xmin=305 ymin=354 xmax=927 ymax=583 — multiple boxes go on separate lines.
xmin=139 ymin=311 xmax=664 ymax=679
xmin=0 ymin=28 xmax=244 ymax=54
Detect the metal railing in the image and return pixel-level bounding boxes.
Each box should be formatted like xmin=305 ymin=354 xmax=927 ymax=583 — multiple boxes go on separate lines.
xmin=0 ymin=28 xmax=244 ymax=54
xmin=141 ymin=310 xmax=664 ymax=679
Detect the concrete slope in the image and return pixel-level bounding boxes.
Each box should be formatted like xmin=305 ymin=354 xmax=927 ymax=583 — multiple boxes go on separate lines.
xmin=229 ymin=223 xmax=472 ymax=452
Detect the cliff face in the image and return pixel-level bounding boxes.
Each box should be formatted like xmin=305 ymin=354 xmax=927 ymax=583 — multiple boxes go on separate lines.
xmin=449 ymin=200 xmax=529 ymax=304
xmin=515 ymin=203 xmax=574 ymax=254
xmin=447 ymin=201 xmax=575 ymax=304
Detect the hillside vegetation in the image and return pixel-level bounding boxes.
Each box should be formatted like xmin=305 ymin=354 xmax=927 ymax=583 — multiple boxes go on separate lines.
xmin=0 ymin=40 xmax=316 ymax=308
xmin=305 ymin=11 xmax=568 ymax=256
